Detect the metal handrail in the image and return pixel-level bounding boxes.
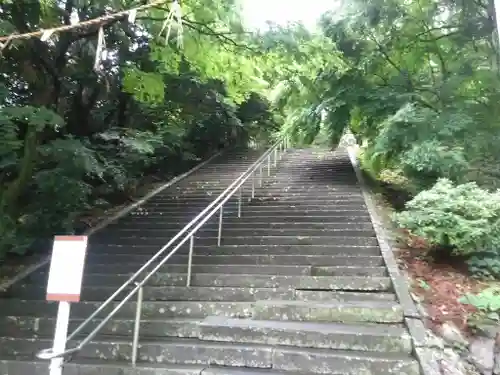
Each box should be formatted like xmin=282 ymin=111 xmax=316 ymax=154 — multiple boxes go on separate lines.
xmin=36 ymin=137 xmax=288 ymax=365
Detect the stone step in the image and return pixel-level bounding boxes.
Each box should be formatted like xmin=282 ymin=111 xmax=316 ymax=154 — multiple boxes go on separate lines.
xmin=148 ymin=190 xmax=364 ymax=199
xmin=0 ymin=316 xmax=202 ymax=339
xmin=92 ymin=229 xmax=377 ymax=244
xmin=0 ymin=315 xmax=410 ymax=354
xmin=0 ymin=299 xmax=253 ymax=319
xmin=129 ymin=203 xmax=368 ymax=213
xmin=249 ymin=202 xmax=368 ymax=210
xmin=113 ymin=215 xmax=372 ymax=225
xmin=148 ymin=196 xmax=367 ymax=205
xmin=0 ymin=357 xmax=421 ymax=375
xmin=7 ymin=276 xmax=389 ymax=300
xmin=260 ymin=185 xmax=362 ymax=192
xmin=20 ymin=272 xmax=392 ymax=290
xmin=252 ymin=300 xmax=403 ymax=323
xmin=0 ymin=339 xmax=420 ymax=374
xmin=0 ymin=297 xmax=399 ymax=323
xmin=197 ymin=316 xmax=412 ymax=353
xmin=85 ymin=253 xmax=384 ymax=266
xmin=107 ymin=221 xmax=373 ymax=231
xmin=195 ymin=236 xmax=379 ymax=247
xmin=126 ymin=207 xmax=369 ymax=216
xmin=294 ymin=290 xmax=396 ymax=302
xmin=102 ymin=225 xmax=375 ymax=237
xmin=0 ymin=358 xmax=204 ymax=375
xmin=83 ymin=264 xmax=386 ymax=278
xmin=91 ymin=236 xmax=379 ymax=248
xmin=4 ymin=285 xmax=295 ymax=302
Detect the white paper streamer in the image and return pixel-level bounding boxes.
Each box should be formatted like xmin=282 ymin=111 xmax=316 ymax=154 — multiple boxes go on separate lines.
xmin=128 ymin=9 xmax=137 ymax=24
xmin=159 ymin=0 xmax=183 ymax=48
xmin=93 ymin=26 xmax=106 ymax=72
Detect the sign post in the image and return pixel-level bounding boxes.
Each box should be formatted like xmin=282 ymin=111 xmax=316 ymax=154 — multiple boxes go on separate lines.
xmin=45 ymin=235 xmax=88 ymax=375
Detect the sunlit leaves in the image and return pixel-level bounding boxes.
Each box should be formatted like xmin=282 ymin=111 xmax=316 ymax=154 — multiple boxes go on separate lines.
xmin=122 ymin=66 xmax=165 ymax=103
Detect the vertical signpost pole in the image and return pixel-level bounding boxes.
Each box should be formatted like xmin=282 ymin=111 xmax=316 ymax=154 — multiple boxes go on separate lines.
xmin=45 ymin=235 xmax=88 ymax=375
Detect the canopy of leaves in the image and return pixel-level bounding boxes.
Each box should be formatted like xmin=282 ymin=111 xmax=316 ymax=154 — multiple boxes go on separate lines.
xmin=268 ymin=0 xmax=500 ymax=278
xmin=0 ymin=0 xmax=281 ymax=257
xmin=275 ymin=0 xmax=500 ymax=191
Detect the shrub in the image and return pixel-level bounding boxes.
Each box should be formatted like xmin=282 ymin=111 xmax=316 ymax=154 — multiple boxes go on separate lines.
xmin=394 ymin=179 xmax=500 ymax=278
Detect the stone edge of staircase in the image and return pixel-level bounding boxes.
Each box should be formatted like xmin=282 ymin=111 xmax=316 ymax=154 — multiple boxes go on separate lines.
xmin=346 ymin=146 xmax=440 ymax=375
xmin=0 ymin=151 xmax=224 ymax=293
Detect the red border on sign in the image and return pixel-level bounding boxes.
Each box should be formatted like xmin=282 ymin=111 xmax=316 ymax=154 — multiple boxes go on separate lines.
xmin=47 ymin=293 xmax=80 ymax=302
xmin=54 ymin=235 xmax=87 ymax=241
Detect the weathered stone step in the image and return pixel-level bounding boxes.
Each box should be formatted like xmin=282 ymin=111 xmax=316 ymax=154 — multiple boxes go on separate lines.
xmin=0 ymin=358 xmax=204 ymax=375
xmin=103 ymin=223 xmax=375 ymax=234
xmin=0 ymin=316 xmax=201 ymax=339
xmin=0 ymin=294 xmax=397 ymax=331
xmin=0 ymin=297 xmax=399 ymax=323
xmin=197 ymin=236 xmax=378 ymax=247
xmin=252 ymin=300 xmax=403 ymax=323
xmin=85 ymin=253 xmax=383 ymax=266
xmin=92 ymin=229 xmax=376 ymax=244
xmin=148 ymin=195 xmax=366 ymax=204
xmin=16 ymin=273 xmax=393 ymax=290
xmin=82 ymin=264 xmax=386 ymax=278
xmin=106 ymin=222 xmax=374 ymax=232
xmin=0 ymin=316 xmax=411 ymax=354
xmin=91 ymin=236 xmax=378 ymax=248
xmin=246 ymin=202 xmax=367 ymax=209
xmin=294 ymin=290 xmax=396 ymax=302
xmin=4 ymin=285 xmax=295 ymax=302
xmin=127 ymin=211 xmax=371 ymax=220
xmin=151 ymin=189 xmax=363 ymax=197
xmin=0 ymin=299 xmax=253 ymax=319
xmin=98 ymin=264 xmax=385 ymax=277
xmin=10 ymin=267 xmax=388 ymax=300
xmin=133 ymin=202 xmax=369 ymax=213
xmin=0 ymin=355 xmax=420 ymax=375
xmin=128 ymin=200 xmax=239 ymax=211
xmin=127 ymin=207 xmax=369 ymax=216
xmin=198 ymin=316 xmax=412 ymax=353
xmin=113 ymin=215 xmax=372 ymax=226
xmin=261 ymin=184 xmax=362 ymax=192
xmin=0 ymin=338 xmax=419 ymax=374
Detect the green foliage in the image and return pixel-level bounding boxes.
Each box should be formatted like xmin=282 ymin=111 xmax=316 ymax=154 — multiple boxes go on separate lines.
xmin=395 ymin=179 xmax=500 ymax=254
xmin=268 ymin=0 xmax=500 ymax=277
xmin=459 ymin=287 xmax=500 ymax=322
xmin=0 ymin=0 xmax=281 ymax=258
xmin=467 ymin=252 xmax=500 ymax=280
xmin=395 ymin=179 xmax=500 ymax=278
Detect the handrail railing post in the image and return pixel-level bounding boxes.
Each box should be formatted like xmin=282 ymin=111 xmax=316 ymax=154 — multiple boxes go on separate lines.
xmin=259 ymin=165 xmax=263 ymax=187
xmin=217 ymin=206 xmax=223 ymax=246
xmin=251 ymin=171 xmax=255 ymax=200
xmin=186 ymin=235 xmax=194 ymax=287
xmin=274 ymin=148 xmax=278 ymax=167
xmin=267 ymin=155 xmax=271 ymax=176
xmin=237 ymin=187 xmax=242 ymax=218
xmin=131 ymin=284 xmax=143 ymax=367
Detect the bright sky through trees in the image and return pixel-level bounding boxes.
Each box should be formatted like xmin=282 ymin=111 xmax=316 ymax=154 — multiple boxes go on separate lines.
xmin=242 ymin=0 xmax=340 ymax=30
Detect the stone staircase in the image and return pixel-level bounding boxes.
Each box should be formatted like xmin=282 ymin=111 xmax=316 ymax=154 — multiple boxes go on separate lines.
xmin=0 ymin=147 xmax=421 ymax=375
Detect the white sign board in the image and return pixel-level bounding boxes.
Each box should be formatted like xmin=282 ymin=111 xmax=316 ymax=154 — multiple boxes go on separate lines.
xmin=46 ymin=236 xmax=88 ymax=302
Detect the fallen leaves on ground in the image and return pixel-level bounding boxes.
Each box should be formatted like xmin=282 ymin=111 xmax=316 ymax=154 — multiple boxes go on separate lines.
xmin=396 ymin=245 xmax=486 ymax=335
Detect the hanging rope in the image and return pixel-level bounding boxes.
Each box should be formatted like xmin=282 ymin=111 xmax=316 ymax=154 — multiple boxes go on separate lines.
xmin=0 ymin=0 xmax=167 ymax=43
